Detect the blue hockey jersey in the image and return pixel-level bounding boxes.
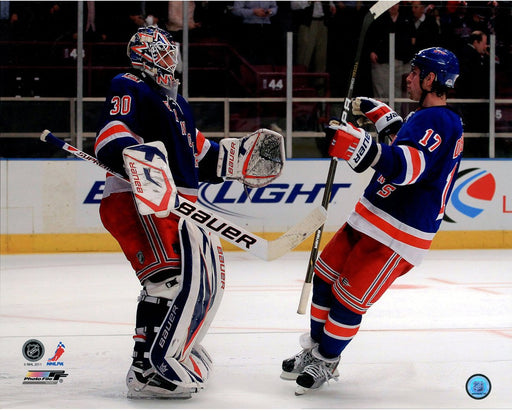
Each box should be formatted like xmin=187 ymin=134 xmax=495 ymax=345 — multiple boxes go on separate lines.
xmin=347 ymin=106 xmax=464 ymax=265
xmin=94 ymin=71 xmax=220 ymax=202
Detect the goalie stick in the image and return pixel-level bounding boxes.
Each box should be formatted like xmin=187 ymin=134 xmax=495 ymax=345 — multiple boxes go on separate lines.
xmin=40 ymin=130 xmax=326 ymax=261
xmin=297 ymin=0 xmax=400 ymax=314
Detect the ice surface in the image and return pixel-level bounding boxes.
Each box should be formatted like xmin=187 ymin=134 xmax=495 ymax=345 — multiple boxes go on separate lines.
xmin=1 ymin=250 xmax=511 ymax=408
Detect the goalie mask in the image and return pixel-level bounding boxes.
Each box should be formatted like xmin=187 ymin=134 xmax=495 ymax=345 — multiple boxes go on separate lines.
xmin=127 ymin=25 xmax=179 ymax=93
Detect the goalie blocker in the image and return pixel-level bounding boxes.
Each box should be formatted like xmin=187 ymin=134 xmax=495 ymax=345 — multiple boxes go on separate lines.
xmin=123 ymin=141 xmax=178 ymax=218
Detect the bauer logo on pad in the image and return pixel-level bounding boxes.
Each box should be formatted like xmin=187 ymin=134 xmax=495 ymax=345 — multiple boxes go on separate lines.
xmin=123 ymin=142 xmax=178 ymax=218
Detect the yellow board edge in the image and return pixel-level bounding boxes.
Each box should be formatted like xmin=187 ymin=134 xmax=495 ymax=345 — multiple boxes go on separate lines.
xmin=1 ymin=231 xmax=511 ymax=254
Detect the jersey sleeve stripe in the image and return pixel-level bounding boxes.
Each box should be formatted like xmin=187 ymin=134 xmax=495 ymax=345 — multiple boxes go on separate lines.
xmin=95 ymin=120 xmax=141 ymax=154
xmin=396 ymin=145 xmax=425 ymax=185
xmin=176 ymin=186 xmax=198 ymax=203
xmin=195 ymin=129 xmax=211 ymax=162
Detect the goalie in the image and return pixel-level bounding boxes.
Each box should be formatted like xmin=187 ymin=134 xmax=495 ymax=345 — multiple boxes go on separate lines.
xmin=94 ymin=26 xmax=285 ymax=399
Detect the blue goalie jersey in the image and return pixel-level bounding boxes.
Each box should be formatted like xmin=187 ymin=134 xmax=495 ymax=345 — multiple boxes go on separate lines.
xmin=94 ymin=71 xmax=220 ymax=202
xmin=347 ymin=106 xmax=464 ymax=265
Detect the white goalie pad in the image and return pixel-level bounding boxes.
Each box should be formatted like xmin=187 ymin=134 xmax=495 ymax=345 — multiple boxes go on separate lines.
xmin=217 ymin=128 xmax=285 ymax=188
xmin=122 ymin=141 xmax=177 ymax=218
xmin=149 ymin=219 xmax=225 ymax=389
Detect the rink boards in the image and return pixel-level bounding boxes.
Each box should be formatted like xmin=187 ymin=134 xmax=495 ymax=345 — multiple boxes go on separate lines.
xmin=1 ymin=159 xmax=511 ymax=253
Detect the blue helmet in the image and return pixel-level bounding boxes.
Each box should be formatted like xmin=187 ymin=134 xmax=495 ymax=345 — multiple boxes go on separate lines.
xmin=411 ymin=47 xmax=459 ymax=89
xmin=127 ymin=25 xmax=179 ymax=91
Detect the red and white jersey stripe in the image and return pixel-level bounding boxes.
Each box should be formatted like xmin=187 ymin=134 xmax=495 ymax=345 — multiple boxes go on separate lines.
xmin=348 ymin=197 xmax=435 ymax=265
xmin=95 ymin=120 xmax=142 ymax=155
xmin=394 ymin=145 xmax=425 ymax=185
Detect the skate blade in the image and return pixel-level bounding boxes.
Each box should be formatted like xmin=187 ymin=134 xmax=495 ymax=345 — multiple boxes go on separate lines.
xmin=280 ymin=371 xmax=299 ymax=381
xmin=294 ymin=385 xmax=308 ymax=396
xmin=283 ymin=368 xmax=339 ymax=381
xmin=127 ymin=389 xmax=192 ymax=400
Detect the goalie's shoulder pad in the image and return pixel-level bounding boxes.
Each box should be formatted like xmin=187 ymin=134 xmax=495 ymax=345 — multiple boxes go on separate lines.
xmin=217 ymin=128 xmax=285 ymax=188
xmin=123 ymin=141 xmax=178 ymax=218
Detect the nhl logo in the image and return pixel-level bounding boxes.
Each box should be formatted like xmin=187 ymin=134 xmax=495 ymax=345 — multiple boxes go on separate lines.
xmin=22 ymin=339 xmax=45 ymax=362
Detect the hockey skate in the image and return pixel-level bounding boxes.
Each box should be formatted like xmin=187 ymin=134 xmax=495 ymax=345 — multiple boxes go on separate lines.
xmin=126 ymin=361 xmax=197 ymax=399
xmin=281 ymin=333 xmax=339 ymax=381
xmin=294 ymin=347 xmax=340 ymax=395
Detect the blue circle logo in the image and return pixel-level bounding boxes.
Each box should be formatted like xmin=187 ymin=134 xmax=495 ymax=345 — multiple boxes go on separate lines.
xmin=466 ymin=374 xmax=491 ymax=400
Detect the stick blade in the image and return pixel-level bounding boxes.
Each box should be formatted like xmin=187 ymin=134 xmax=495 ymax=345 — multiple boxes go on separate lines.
xmin=40 ymin=129 xmax=51 ymax=142
xmin=266 ymin=206 xmax=327 ymax=261
xmin=370 ymin=0 xmax=399 ymax=19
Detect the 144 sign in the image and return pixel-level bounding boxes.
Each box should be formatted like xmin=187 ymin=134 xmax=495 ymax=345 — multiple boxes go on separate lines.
xmin=262 ymin=78 xmax=283 ymax=91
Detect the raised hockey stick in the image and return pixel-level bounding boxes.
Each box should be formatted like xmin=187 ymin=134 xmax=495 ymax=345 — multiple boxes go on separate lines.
xmin=297 ymin=0 xmax=399 ymax=314
xmin=40 ymin=130 xmax=326 ymax=261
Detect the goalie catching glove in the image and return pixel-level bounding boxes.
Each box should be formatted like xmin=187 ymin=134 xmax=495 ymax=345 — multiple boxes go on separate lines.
xmin=217 ymin=128 xmax=285 ymax=188
xmin=352 ymin=97 xmax=403 ymax=139
xmin=327 ymin=122 xmax=381 ymax=173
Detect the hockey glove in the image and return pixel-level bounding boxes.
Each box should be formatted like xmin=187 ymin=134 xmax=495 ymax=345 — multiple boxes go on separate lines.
xmin=123 ymin=141 xmax=178 ymax=218
xmin=217 ymin=128 xmax=285 ymax=188
xmin=328 ymin=123 xmax=380 ymax=173
xmin=352 ymin=97 xmax=403 ymax=139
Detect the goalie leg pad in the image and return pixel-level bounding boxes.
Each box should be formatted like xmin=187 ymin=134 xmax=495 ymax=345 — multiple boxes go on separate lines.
xmin=148 ymin=219 xmax=225 ymax=388
xmin=127 ymin=287 xmax=197 ymax=399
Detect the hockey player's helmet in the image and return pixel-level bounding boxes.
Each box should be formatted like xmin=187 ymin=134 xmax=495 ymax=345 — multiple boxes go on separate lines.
xmin=127 ymin=25 xmax=179 ymax=90
xmin=411 ymin=47 xmax=459 ymax=90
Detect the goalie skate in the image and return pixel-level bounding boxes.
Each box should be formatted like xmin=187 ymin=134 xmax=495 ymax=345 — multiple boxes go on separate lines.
xmin=126 ymin=361 xmax=197 ymax=400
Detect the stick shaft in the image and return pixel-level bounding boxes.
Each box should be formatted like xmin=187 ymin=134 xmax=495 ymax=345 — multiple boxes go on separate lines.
xmin=297 ymin=157 xmax=337 ymax=314
xmin=40 ymin=130 xmax=271 ymax=258
xmin=297 ymin=0 xmax=399 ymax=314
xmin=40 ymin=130 xmax=325 ymax=261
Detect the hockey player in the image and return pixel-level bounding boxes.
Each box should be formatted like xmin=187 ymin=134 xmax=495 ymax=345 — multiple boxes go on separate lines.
xmin=94 ymin=25 xmax=285 ymax=399
xmin=281 ymin=47 xmax=463 ymax=394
